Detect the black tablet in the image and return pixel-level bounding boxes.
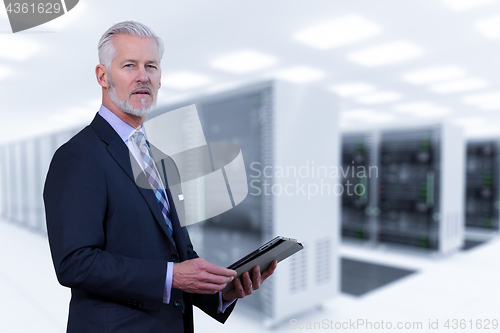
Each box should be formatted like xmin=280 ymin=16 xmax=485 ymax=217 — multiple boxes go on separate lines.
xmin=221 ymin=236 xmax=303 ymax=293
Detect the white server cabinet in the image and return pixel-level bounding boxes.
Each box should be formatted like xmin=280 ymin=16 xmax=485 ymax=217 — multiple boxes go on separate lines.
xmin=0 ymin=126 xmax=80 ymax=233
xmin=18 ymin=141 xmax=29 ymax=228
xmin=8 ymin=143 xmax=23 ymax=225
xmin=154 ymin=80 xmax=340 ymax=326
xmin=341 ymin=123 xmax=465 ymax=255
xmin=24 ymin=140 xmax=39 ymax=231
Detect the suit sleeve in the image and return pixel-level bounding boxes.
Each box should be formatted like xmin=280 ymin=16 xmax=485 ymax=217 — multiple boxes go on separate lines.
xmin=183 ymin=229 xmax=237 ymax=323
xmin=43 ymin=141 xmax=166 ymax=312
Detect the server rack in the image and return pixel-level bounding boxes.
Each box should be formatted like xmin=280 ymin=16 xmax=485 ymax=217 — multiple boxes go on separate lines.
xmin=154 ymin=80 xmax=340 ymax=326
xmin=379 ymin=128 xmax=440 ymax=250
xmin=465 ymin=140 xmax=500 ymax=232
xmin=341 ymin=123 xmax=465 ymax=255
xmin=0 ymin=127 xmax=80 ymax=234
xmin=341 ymin=133 xmax=377 ymax=242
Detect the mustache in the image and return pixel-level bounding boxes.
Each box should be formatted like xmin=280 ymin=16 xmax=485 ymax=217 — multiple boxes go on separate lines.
xmin=130 ymin=84 xmax=154 ymax=96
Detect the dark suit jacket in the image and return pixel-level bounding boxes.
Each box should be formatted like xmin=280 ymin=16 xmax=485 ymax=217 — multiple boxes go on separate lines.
xmin=43 ymin=113 xmax=235 ymax=333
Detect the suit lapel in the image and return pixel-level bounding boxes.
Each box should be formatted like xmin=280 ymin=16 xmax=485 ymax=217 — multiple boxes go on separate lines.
xmin=90 ymin=114 xmax=177 ymax=247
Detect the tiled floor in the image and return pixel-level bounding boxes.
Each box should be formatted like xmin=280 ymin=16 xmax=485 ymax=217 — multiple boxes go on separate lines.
xmin=1 ymin=219 xmax=500 ymax=332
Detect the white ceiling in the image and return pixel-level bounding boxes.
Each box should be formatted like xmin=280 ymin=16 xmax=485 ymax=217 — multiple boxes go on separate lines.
xmin=1 ymin=0 xmax=500 ymax=143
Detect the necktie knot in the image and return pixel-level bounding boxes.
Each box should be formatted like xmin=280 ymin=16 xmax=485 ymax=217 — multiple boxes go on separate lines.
xmin=131 ymin=131 xmax=150 ymax=163
xmin=131 ymin=130 xmax=146 ymax=147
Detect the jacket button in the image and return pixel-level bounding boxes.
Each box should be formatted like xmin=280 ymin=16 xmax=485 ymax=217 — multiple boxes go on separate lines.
xmin=171 ymin=253 xmax=179 ymax=262
xmin=174 ymin=299 xmax=182 ymax=308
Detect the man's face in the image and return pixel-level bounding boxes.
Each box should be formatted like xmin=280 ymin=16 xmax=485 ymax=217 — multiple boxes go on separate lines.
xmin=107 ymin=34 xmax=161 ymax=116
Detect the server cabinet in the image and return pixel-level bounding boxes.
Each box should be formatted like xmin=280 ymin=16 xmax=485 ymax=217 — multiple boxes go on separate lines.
xmin=0 ymin=126 xmax=80 ymax=234
xmin=7 ymin=143 xmax=23 ymax=225
xmin=465 ymin=140 xmax=500 ymax=232
xmin=341 ymin=133 xmax=377 ymax=242
xmin=341 ymin=123 xmax=465 ymax=255
xmin=155 ymin=80 xmax=340 ymax=326
xmin=380 ymin=128 xmax=437 ymax=250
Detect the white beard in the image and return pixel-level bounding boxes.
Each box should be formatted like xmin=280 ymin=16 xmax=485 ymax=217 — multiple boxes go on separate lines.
xmin=108 ymin=76 xmax=157 ymax=117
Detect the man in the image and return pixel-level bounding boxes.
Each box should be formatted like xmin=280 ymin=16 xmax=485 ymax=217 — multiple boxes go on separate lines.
xmin=43 ymin=21 xmax=277 ymax=333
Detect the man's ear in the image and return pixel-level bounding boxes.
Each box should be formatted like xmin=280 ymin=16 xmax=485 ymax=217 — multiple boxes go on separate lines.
xmin=159 ymin=81 xmax=161 ymax=89
xmin=96 ymin=65 xmax=109 ymax=88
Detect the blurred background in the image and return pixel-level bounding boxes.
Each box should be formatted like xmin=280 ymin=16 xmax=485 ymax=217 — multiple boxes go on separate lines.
xmin=1 ymin=0 xmax=500 ymax=332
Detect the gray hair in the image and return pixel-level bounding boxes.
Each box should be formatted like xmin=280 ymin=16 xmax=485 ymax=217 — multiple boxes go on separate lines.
xmin=98 ymin=21 xmax=165 ymax=69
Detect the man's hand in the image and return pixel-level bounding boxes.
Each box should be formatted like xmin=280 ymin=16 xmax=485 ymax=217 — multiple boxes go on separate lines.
xmin=222 ymin=260 xmax=277 ymax=301
xmin=172 ymin=258 xmax=237 ymax=294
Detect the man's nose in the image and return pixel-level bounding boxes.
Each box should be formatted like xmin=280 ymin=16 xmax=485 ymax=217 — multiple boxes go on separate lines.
xmin=136 ymin=67 xmax=149 ymax=82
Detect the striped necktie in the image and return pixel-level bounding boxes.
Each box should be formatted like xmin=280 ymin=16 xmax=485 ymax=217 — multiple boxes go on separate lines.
xmin=131 ymin=131 xmax=173 ymax=236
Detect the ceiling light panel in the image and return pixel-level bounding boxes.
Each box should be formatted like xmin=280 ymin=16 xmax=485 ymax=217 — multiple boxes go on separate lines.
xmin=347 ymin=40 xmax=424 ymax=67
xmin=462 ymin=92 xmax=500 ymax=104
xmin=211 ymin=50 xmax=277 ymax=74
xmin=0 ymin=35 xmax=39 ymax=61
xmin=393 ymin=102 xmax=435 ymax=113
xmin=162 ymin=72 xmax=211 ymax=90
xmin=355 ymin=91 xmax=402 ymax=104
xmin=430 ymin=78 xmax=487 ymax=94
xmin=476 ymin=15 xmax=500 ymax=39
xmin=442 ymin=0 xmax=497 ymax=11
xmin=329 ymin=83 xmax=376 ymax=97
xmin=462 ymin=92 xmax=500 ymax=110
xmin=273 ymin=66 xmax=325 ymax=83
xmin=414 ymin=109 xmax=451 ymax=118
xmin=294 ymin=15 xmax=382 ymax=49
xmin=402 ymin=66 xmax=466 ymax=85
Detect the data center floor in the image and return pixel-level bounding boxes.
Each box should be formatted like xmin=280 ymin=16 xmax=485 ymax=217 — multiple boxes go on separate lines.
xmin=1 ymin=220 xmax=499 ymax=333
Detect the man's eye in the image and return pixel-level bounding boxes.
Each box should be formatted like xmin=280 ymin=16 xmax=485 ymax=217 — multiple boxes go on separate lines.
xmin=124 ymin=64 xmax=133 ymax=68
xmin=147 ymin=65 xmax=157 ymax=70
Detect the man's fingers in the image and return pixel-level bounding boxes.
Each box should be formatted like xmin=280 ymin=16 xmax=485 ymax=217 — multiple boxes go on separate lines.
xmin=178 ymin=258 xmax=277 ymax=296
xmin=203 ymin=261 xmax=237 ymax=277
xmin=233 ymin=277 xmax=245 ymax=298
xmin=251 ymin=265 xmax=261 ymax=290
xmin=173 ymin=258 xmax=238 ymax=294
xmin=200 ymin=272 xmax=234 ymax=285
xmin=194 ymin=281 xmax=227 ymax=294
xmin=242 ymin=272 xmax=253 ymax=295
xmin=261 ymin=260 xmax=277 ymax=281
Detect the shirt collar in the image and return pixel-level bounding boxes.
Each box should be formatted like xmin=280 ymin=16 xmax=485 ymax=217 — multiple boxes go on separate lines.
xmin=98 ymin=104 xmax=144 ymax=142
